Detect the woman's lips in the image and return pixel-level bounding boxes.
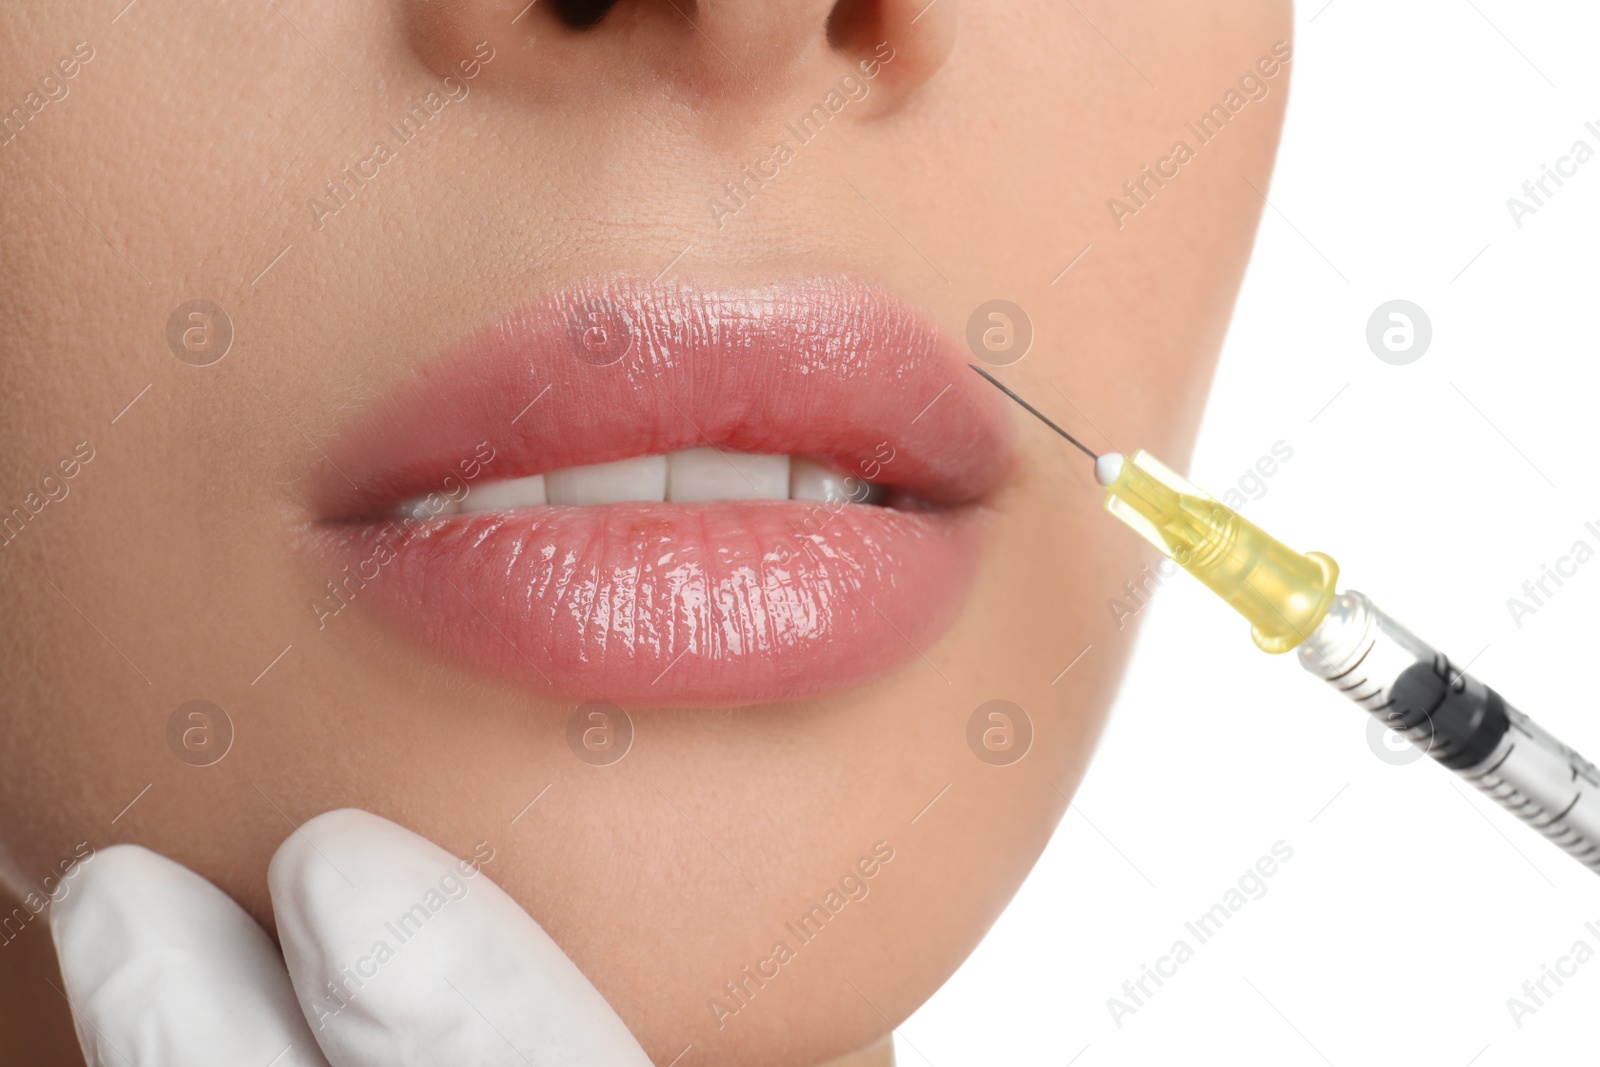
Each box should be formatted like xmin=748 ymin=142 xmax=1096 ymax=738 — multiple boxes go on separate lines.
xmin=311 ymin=278 xmax=1013 ymax=707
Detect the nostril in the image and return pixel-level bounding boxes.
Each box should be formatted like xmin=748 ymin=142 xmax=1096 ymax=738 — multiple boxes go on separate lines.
xmin=548 ymin=0 xmax=620 ymax=30
xmin=825 ymin=0 xmax=879 ymax=52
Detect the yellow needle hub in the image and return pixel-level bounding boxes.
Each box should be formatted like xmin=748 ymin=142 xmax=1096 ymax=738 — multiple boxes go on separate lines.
xmin=1096 ymin=450 xmax=1339 ymax=653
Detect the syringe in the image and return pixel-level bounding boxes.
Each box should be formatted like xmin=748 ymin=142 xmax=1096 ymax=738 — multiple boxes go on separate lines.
xmin=969 ymin=367 xmax=1600 ymax=874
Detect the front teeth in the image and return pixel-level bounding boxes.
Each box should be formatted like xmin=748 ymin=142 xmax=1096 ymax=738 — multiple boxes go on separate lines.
xmin=667 ymin=448 xmax=789 ymax=502
xmin=547 ymin=455 xmax=667 ymax=506
xmin=464 ymin=473 xmax=547 ymax=511
xmin=400 ymin=450 xmax=885 ymax=516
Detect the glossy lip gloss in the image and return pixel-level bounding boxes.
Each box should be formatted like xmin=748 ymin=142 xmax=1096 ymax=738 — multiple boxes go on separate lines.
xmin=308 ymin=277 xmax=1013 ymax=707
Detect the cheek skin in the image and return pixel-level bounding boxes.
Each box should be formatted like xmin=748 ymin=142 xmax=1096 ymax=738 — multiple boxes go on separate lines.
xmin=0 ymin=1 xmax=1290 ymax=1063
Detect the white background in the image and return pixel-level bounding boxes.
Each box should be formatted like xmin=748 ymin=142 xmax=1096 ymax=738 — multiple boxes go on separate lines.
xmin=903 ymin=1 xmax=1600 ymax=1064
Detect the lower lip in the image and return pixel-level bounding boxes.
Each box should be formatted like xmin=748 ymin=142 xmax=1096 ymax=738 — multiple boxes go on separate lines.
xmin=316 ymin=499 xmax=983 ymax=706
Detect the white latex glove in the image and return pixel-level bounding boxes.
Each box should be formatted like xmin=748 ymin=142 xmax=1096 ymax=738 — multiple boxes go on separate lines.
xmin=50 ymin=809 xmax=653 ymax=1067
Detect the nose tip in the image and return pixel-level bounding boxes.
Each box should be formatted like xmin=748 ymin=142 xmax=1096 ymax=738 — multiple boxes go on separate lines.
xmin=404 ymin=0 xmax=956 ymax=114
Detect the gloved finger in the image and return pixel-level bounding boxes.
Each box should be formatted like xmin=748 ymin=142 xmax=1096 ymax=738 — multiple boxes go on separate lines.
xmin=50 ymin=844 xmax=332 ymax=1067
xmin=269 ymin=808 xmax=652 ymax=1067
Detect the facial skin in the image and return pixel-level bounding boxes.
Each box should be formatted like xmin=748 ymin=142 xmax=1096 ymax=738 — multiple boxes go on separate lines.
xmin=0 ymin=1 xmax=1290 ymax=1063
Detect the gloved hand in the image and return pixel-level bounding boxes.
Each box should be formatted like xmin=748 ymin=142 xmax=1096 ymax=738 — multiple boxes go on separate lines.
xmin=50 ymin=809 xmax=653 ymax=1067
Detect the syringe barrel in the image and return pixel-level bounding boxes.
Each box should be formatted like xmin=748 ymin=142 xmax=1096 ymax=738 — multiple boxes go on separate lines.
xmin=1298 ymin=590 xmax=1600 ymax=874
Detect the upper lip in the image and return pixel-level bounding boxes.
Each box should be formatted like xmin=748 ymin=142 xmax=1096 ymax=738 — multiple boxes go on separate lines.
xmin=313 ymin=277 xmax=1012 ymax=519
